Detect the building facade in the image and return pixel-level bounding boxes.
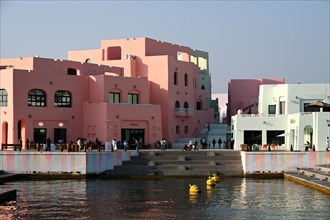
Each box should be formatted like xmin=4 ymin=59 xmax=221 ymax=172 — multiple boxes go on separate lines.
xmin=227 ymin=78 xmax=285 ymax=124
xmin=0 ymin=37 xmax=214 ymax=149
xmin=231 ymin=83 xmax=330 ymax=151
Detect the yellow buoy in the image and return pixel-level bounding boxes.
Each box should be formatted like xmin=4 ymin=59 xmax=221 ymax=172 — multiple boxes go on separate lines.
xmin=211 ymin=173 xmax=220 ymax=182
xmin=206 ymin=176 xmax=216 ymax=186
xmin=189 ymin=184 xmax=201 ymax=194
xmin=206 ymin=184 xmax=215 ymax=191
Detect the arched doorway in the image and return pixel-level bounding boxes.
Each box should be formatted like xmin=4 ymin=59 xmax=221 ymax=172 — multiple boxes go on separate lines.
xmin=2 ymin=121 xmax=8 ymax=144
xmin=304 ymin=125 xmax=313 ymax=146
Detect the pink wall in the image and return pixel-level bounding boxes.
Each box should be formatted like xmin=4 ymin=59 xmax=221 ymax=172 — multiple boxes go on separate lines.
xmin=227 ymin=78 xmax=285 ymax=124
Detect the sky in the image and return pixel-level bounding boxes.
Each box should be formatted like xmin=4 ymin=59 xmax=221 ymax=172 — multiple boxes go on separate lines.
xmin=0 ymin=0 xmax=329 ymax=93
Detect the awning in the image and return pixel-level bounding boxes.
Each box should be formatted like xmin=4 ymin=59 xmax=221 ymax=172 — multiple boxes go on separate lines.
xmin=277 ymin=133 xmax=291 ymax=137
xmin=305 ymin=101 xmax=330 ymax=108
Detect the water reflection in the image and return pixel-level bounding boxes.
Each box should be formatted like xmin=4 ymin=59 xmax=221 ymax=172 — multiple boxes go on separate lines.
xmin=0 ymin=178 xmax=329 ymax=219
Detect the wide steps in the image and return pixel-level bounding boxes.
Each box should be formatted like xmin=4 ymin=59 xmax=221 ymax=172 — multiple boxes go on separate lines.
xmin=298 ymin=167 xmax=330 ymax=182
xmin=153 ymin=160 xmax=241 ymax=166
xmin=107 ymin=150 xmax=244 ymax=177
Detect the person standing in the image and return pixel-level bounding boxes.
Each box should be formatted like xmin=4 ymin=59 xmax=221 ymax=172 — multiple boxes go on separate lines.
xmin=26 ymin=137 xmax=31 ymax=150
xmin=46 ymin=137 xmax=51 ymax=151
xmin=218 ymin=138 xmax=222 ymax=148
xmin=77 ymin=138 xmax=82 ymax=151
xmin=212 ymin=138 xmax=216 ymax=148
xmin=160 ymin=138 xmax=166 ymax=151
xmin=230 ymin=139 xmax=234 ymax=150
xmin=326 ymin=137 xmax=330 ymax=151
xmin=124 ymin=140 xmax=129 ymax=151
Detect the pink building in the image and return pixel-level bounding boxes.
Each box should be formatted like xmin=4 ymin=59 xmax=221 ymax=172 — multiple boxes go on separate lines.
xmin=0 ymin=37 xmax=214 ymax=149
xmin=227 ymin=78 xmax=285 ymax=124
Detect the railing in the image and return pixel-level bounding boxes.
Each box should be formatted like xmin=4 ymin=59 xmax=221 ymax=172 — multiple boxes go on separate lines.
xmin=174 ymin=108 xmax=194 ymax=117
xmin=1 ymin=143 xmax=20 ymax=151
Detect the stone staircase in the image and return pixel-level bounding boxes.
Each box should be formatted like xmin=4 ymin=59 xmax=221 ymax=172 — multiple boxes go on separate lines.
xmin=172 ymin=123 xmax=229 ymax=149
xmin=105 ymin=150 xmax=244 ymax=177
xmin=297 ymin=165 xmax=330 ymax=182
xmin=284 ymin=164 xmax=330 ymax=194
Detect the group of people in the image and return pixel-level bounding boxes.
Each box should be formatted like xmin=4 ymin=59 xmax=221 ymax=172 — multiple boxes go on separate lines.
xmin=182 ymin=137 xmax=234 ymax=151
xmin=123 ymin=137 xmax=143 ymax=151
xmin=183 ymin=139 xmax=199 ymax=151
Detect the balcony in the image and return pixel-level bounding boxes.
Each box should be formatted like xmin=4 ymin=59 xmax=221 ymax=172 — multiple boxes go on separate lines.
xmin=174 ymin=108 xmax=194 ymax=117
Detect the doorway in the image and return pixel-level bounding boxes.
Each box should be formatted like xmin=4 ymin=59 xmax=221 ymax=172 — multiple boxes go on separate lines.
xmin=121 ymin=129 xmax=145 ymax=147
xmin=54 ymin=128 xmax=67 ymax=144
xmin=34 ymin=128 xmax=47 ymax=144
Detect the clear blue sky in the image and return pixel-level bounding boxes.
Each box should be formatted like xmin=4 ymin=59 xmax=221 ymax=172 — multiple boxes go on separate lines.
xmin=1 ymin=0 xmax=329 ymax=93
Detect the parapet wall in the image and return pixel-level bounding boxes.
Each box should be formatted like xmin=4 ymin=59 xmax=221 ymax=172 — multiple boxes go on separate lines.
xmin=0 ymin=151 xmax=138 ymax=175
xmin=241 ymin=151 xmax=330 ymax=174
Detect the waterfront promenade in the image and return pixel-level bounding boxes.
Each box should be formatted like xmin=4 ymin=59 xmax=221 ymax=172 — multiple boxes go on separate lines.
xmin=0 ymin=148 xmax=329 ymax=176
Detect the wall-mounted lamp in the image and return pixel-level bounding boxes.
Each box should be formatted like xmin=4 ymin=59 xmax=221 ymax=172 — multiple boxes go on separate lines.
xmin=49 ymin=81 xmax=53 ymax=85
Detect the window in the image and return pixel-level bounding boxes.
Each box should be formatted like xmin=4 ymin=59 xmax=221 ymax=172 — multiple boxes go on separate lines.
xmin=184 ymin=126 xmax=189 ymax=134
xmin=196 ymin=101 xmax=202 ymax=110
xmin=107 ymin=46 xmax=121 ymax=60
xmin=280 ymin=101 xmax=285 ymax=114
xmin=67 ymin=68 xmax=77 ymax=75
xmin=54 ymin=90 xmax=72 ymax=107
xmin=176 ymin=126 xmax=180 ymax=134
xmin=175 ymin=100 xmax=180 ymax=108
xmin=174 ymin=72 xmax=177 ymax=85
xmin=184 ymin=101 xmax=189 ymax=109
xmin=28 ymin=89 xmax=46 ymax=107
xmin=109 ymin=92 xmax=120 ymax=103
xmin=268 ymin=105 xmax=276 ymax=114
xmin=184 ymin=73 xmax=188 ymax=86
xmin=198 ymin=57 xmax=208 ymax=70
xmin=128 ymin=93 xmax=139 ymax=104
xmin=0 ymin=89 xmax=8 ymax=106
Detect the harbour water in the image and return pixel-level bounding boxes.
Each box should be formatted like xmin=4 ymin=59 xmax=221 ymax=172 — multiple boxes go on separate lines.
xmin=0 ymin=178 xmax=329 ymax=219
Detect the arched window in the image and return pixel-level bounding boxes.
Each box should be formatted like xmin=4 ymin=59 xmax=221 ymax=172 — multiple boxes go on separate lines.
xmin=184 ymin=73 xmax=188 ymax=86
xmin=174 ymin=72 xmax=178 ymax=85
xmin=184 ymin=101 xmax=189 ymax=108
xmin=0 ymin=89 xmax=8 ymax=106
xmin=28 ymin=89 xmax=46 ymax=107
xmin=175 ymin=100 xmax=180 ymax=108
xmin=201 ymin=85 xmax=205 ymax=90
xmin=55 ymin=90 xmax=72 ymax=107
xmin=128 ymin=93 xmax=139 ymax=104
xmin=109 ymin=92 xmax=121 ymax=103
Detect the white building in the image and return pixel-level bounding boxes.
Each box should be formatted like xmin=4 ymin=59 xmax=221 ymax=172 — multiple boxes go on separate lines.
xmin=232 ymin=83 xmax=330 ymax=151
